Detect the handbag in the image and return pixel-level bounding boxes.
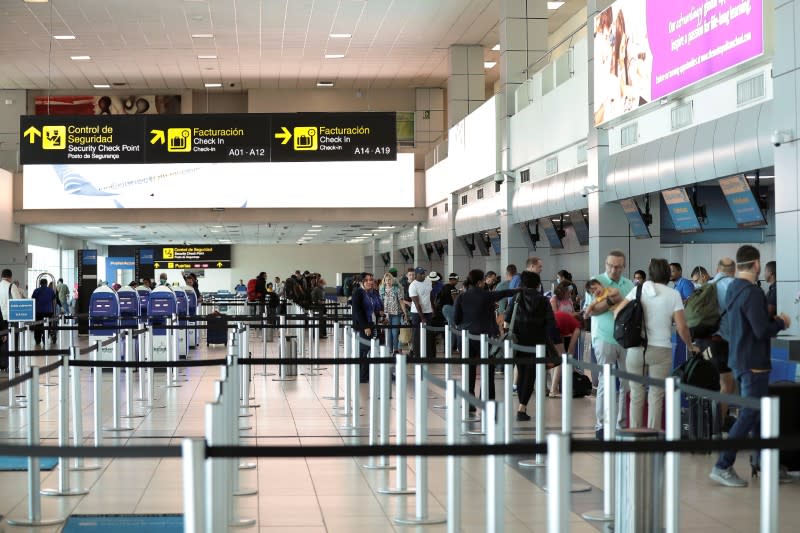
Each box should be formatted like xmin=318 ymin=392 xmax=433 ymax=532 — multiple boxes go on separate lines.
xmin=490 ymin=294 xmax=520 ymax=357
xmin=398 ymin=315 xmax=412 ymax=345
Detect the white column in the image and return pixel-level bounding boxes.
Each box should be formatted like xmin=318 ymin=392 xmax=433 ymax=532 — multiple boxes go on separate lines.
xmin=448 ymin=45 xmax=485 ymax=128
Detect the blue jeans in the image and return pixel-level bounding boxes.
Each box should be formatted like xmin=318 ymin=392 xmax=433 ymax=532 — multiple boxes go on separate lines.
xmin=715 ymin=371 xmax=770 ymax=470
xmin=387 ymin=314 xmax=402 ymax=353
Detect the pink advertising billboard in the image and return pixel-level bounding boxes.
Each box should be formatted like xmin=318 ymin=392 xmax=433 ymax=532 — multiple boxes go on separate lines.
xmin=594 ymin=0 xmax=763 ymax=125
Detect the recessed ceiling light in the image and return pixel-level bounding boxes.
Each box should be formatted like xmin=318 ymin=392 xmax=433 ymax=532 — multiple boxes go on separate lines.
xmin=307 ymin=229 xmax=322 ymax=232
xmin=373 ymin=229 xmax=387 ymax=232
xmin=197 ymin=55 xmax=217 ymax=59
xmin=191 ymin=33 xmax=214 ymax=38
xmin=316 ymin=81 xmax=334 ymax=87
xmin=53 ymin=35 xmax=76 ymax=40
xmin=378 ymin=226 xmax=396 ymax=229
xmin=324 ymin=53 xmax=345 ymax=59
xmin=491 ymin=43 xmax=500 ymax=51
xmin=70 ymin=55 xmax=91 ymax=61
xmin=329 ymin=33 xmax=352 ymax=38
xmin=204 ymin=82 xmax=222 ymax=88
xmin=311 ymin=225 xmax=322 ymax=228
xmin=24 ymin=0 xmax=49 ymax=3
xmin=484 ymin=61 xmax=497 ymax=69
xmin=93 ymin=84 xmax=110 ymax=89
xmin=547 ymin=1 xmax=565 ymax=9
xmin=109 ymin=234 xmax=122 ymax=237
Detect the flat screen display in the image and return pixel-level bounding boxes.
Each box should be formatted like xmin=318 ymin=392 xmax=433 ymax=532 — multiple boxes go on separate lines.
xmin=568 ymin=210 xmax=590 ymax=245
xmin=594 ymin=0 xmax=764 ymax=125
xmin=619 ymin=198 xmax=652 ymax=238
xmin=662 ymin=188 xmax=703 ymax=234
xmin=718 ymin=174 xmax=767 ymax=228
xmin=539 ymin=217 xmax=564 ymax=249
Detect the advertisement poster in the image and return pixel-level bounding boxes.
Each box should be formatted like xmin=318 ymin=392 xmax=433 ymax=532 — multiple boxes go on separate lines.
xmin=35 ymin=95 xmax=182 ymax=116
xmin=594 ymin=0 xmax=763 ymax=125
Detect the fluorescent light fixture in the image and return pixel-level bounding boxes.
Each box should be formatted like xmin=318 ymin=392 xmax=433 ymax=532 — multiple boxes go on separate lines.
xmin=330 ymin=33 xmax=352 ymax=38
xmin=24 ymin=0 xmax=50 ymax=3
xmin=361 ymin=233 xmax=373 ymax=236
xmin=109 ymin=234 xmax=122 ymax=237
xmin=191 ymin=33 xmax=214 ymax=38
xmin=311 ymin=225 xmax=323 ymax=228
xmin=307 ymin=229 xmax=322 ymax=232
xmin=316 ymin=81 xmax=334 ymax=87
xmin=548 ymin=1 xmax=565 ymax=9
xmin=324 ymin=53 xmax=345 ymax=59
xmin=378 ymin=226 xmax=396 ymax=229
xmin=93 ymin=84 xmax=110 ymax=88
xmin=373 ymin=229 xmax=387 ymax=232
xmin=491 ymin=43 xmax=500 ymax=51
xmin=53 ymin=35 xmax=76 ymax=40
xmin=484 ymin=61 xmax=497 ymax=69
xmin=204 ymin=82 xmax=222 ymax=88
xmin=70 ymin=55 xmax=91 ymax=61
xmin=197 ymin=55 xmax=217 ymax=59
xmin=211 ymin=225 xmax=223 ymax=228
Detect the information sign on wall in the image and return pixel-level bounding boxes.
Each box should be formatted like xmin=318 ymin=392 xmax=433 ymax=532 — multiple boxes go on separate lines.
xmin=153 ymin=245 xmax=231 ymax=269
xmin=8 ymin=299 xmax=35 ymax=322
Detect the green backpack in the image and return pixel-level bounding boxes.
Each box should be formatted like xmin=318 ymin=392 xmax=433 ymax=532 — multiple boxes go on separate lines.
xmin=684 ymin=282 xmax=719 ymax=338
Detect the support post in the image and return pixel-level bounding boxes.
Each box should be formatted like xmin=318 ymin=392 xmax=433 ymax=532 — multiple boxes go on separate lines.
xmin=760 ymin=396 xmax=780 ymax=533
xmin=182 ymin=438 xmax=206 ymax=533
xmin=546 ymin=433 xmax=571 ymax=533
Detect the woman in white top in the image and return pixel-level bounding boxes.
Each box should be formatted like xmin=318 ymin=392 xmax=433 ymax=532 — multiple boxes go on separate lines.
xmin=621 ymin=259 xmax=698 ymax=429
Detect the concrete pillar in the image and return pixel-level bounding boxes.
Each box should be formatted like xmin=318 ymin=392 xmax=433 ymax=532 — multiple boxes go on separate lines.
xmin=389 ymin=232 xmax=402 ymax=272
xmin=448 ymin=45 xmax=485 ymax=128
xmin=447 ymin=193 xmax=471 ymax=278
xmin=773 ymin=0 xmax=800 ymax=335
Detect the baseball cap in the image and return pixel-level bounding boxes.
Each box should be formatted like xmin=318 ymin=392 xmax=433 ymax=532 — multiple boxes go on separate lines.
xmin=388 ymin=267 xmax=398 ymax=275
xmin=428 ymin=271 xmax=441 ymax=281
xmin=448 ymin=273 xmax=459 ymax=281
xmin=414 ymin=266 xmax=427 ymax=275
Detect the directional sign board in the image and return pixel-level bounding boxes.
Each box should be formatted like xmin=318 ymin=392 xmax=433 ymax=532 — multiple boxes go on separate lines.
xmin=152 ymin=245 xmax=231 ymax=270
xmin=8 ymin=299 xmax=36 ymax=322
xmin=20 ymin=112 xmax=397 ymax=165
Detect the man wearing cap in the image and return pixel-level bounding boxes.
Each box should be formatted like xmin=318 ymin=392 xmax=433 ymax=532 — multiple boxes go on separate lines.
xmin=409 ymin=267 xmax=434 ymax=357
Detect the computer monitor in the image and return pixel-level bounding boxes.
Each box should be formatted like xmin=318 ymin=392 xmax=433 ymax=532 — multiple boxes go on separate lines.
xmin=718 ymin=174 xmax=767 ymax=228
xmin=619 ymin=198 xmax=652 ymax=239
xmin=662 ymin=187 xmax=703 ymax=234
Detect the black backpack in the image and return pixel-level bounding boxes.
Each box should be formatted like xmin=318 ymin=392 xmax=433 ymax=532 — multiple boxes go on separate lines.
xmin=613 ymin=283 xmax=647 ymax=349
xmin=672 ymin=353 xmax=720 ymax=391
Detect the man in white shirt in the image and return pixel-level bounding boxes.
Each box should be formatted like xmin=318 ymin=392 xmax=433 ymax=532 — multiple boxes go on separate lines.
xmin=408 ymin=266 xmax=434 ymax=357
xmin=1 ymin=269 xmax=24 ymax=372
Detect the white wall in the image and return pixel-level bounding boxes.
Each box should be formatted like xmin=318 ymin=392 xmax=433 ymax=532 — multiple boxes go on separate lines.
xmin=248 ymin=88 xmax=415 ymax=113
xmin=0 ymin=169 xmax=18 ymax=242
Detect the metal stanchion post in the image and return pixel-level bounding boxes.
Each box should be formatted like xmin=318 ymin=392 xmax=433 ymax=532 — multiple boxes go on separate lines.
xmin=582 ymin=363 xmax=616 ymax=521
xmin=136 ymin=327 xmax=147 ymax=402
xmin=503 ymin=339 xmax=513 ymax=444
xmin=760 ymin=396 xmax=780 ymax=533
xmin=444 ymin=324 xmax=452 ymax=380
xmin=122 ymin=330 xmax=144 ymax=420
xmin=377 ymin=347 xmax=394 ymax=469
xmin=42 ymin=357 xmax=89 ymax=497
xmin=393 ymin=363 xmax=446 ymax=526
xmin=520 ymin=346 xmax=547 ymax=468
xmin=461 ymin=329 xmax=477 ymax=422
xmin=70 ymin=346 xmax=99 ymax=471
xmin=664 ymin=376 xmax=680 ymax=533
xmin=346 ymin=330 xmax=362 ymax=431
xmin=467 ymin=333 xmax=489 ymax=436
xmin=93 ymin=343 xmax=103 ymax=446
xmin=324 ymin=322 xmax=343 ymax=402
xmin=551 ymin=353 xmax=590 ymax=494
xmin=205 ymin=400 xmax=228 ymax=532
xmin=6 ymin=365 xmax=65 ymax=526
xmin=379 ymin=353 xmax=415 ymax=495
xmin=164 ymin=317 xmax=178 ymax=388
xmin=546 ymin=433 xmax=571 ymax=533
xmin=7 ymin=328 xmax=21 ymax=409
xmin=42 ymin=318 xmax=55 ymax=387
xmin=363 ymin=339 xmax=390 ymax=469
xmin=333 ymin=326 xmax=351 ymax=417
xmin=105 ymin=337 xmax=131 ymax=432
xmin=146 ymin=329 xmax=165 ymax=409
xmin=446 ymin=379 xmax=461 ymax=533
xmin=486 ymin=401 xmax=504 ymax=533
xmin=182 ymin=438 xmax=206 ymax=533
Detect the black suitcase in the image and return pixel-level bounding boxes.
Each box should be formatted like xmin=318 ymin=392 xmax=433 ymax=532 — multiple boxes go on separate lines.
xmin=206 ymin=314 xmax=228 ymax=346
xmin=681 ymin=395 xmax=721 ymax=443
xmin=768 ymin=382 xmax=800 ymax=471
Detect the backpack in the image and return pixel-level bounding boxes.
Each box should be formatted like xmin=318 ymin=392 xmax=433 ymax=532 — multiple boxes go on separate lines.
xmin=246 ymin=278 xmax=258 ymax=301
xmin=613 ymin=283 xmax=647 ymax=349
xmin=684 ymin=282 xmax=719 ymax=338
xmin=672 ymin=353 xmax=720 ymax=391
xmin=572 ymin=371 xmax=593 ymax=398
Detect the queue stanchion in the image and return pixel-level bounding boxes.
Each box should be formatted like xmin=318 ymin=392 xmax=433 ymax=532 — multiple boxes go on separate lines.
xmin=7 ymin=327 xmax=20 ymax=409
xmin=664 ymin=376 xmax=681 ymax=533
xmin=339 ymin=330 xmax=357 ymax=428
xmin=363 ymin=338 xmax=388 ymax=469
xmin=165 ymin=317 xmax=179 ymax=388
xmin=760 ymin=396 xmax=780 ymax=533
xmin=136 ymin=325 xmax=147 ymax=402
xmin=466 ymin=333 xmax=489 ymax=436
xmin=546 ymin=433 xmax=571 ymax=533
xmin=420 ymin=324 xmax=435 ymax=400
xmin=92 ymin=342 xmax=104 ymax=446
xmin=146 ymin=329 xmax=165 ymax=409
xmin=485 ymin=400 xmax=504 ymax=533
xmin=461 ymin=329 xmax=475 ymax=423
xmin=42 ymin=356 xmax=89 ymax=497
xmin=122 ymin=329 xmax=145 ymax=420
xmin=393 ymin=363 xmax=445 ymax=526
xmin=331 ymin=325 xmax=349 ymax=416
xmin=582 ymin=363 xmax=616 ymax=521
xmin=6 ymin=364 xmax=65 ymax=527
xmin=239 ymin=323 xmax=257 ymax=413
xmin=69 ymin=345 xmax=100 ymax=471
xmin=181 ymin=438 xmax=206 ymax=533
xmin=42 ymin=318 xmax=56 ymax=387
xmin=515 ymin=358 xmax=546 ymax=465
xmin=445 ymin=379 xmax=461 ymax=533
xmin=549 ymin=352 xmax=590 ymax=494
xmin=377 ymin=346 xmax=394 ymax=469
xmin=503 ymin=339 xmax=514 ymax=444
xmin=325 ymin=321 xmax=344 ymax=403
xmin=205 ymin=397 xmax=228 ymax=531
xmin=104 ymin=336 xmax=132 ymax=433
xmin=444 ymin=324 xmax=452 ymax=380
xmin=228 ymin=355 xmax=256 ymax=497
xmin=348 ymin=331 xmax=364 ymax=432
xmin=378 ymin=352 xmax=415 ymax=495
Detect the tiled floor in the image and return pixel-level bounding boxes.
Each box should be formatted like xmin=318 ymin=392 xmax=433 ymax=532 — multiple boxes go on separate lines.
xmin=0 ymin=331 xmax=798 ymax=532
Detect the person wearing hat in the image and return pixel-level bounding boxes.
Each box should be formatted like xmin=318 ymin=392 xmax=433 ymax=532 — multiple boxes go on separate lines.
xmin=409 ymin=266 xmax=434 ymax=357
xmin=388 ymin=267 xmax=398 ymax=278
xmin=428 ymin=271 xmax=443 ymax=302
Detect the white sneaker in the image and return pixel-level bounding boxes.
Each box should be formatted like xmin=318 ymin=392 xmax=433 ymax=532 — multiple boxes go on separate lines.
xmin=710 ymin=466 xmax=748 ymax=487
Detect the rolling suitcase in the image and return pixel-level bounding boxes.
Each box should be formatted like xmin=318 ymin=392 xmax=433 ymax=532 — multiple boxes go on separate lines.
xmin=206 ymin=314 xmax=228 ymax=346
xmin=768 ymin=381 xmax=800 ymax=471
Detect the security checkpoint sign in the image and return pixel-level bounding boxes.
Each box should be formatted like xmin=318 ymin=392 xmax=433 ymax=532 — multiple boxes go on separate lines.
xmin=8 ymin=299 xmax=36 ymax=322
xmin=153 ymin=245 xmax=231 ymax=269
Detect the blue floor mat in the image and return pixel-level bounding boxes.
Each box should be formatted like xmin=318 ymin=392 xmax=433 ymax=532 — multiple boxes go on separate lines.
xmin=62 ymin=514 xmax=183 ymax=532
xmin=0 ymin=456 xmax=58 ymax=471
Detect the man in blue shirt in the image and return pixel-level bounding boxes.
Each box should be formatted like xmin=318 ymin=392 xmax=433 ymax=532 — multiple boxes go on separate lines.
xmin=710 ymin=246 xmax=790 ymax=487
xmin=32 ymin=279 xmax=57 ymax=345
xmin=584 ymin=250 xmax=635 ymax=436
xmin=669 ymin=263 xmax=695 ymax=368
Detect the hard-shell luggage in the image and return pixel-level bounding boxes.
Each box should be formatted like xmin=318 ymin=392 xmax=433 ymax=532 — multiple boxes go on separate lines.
xmin=768 ymin=382 xmax=800 ymax=471
xmin=681 ymin=396 xmax=721 ymax=443
xmin=206 ymin=314 xmax=228 ymax=346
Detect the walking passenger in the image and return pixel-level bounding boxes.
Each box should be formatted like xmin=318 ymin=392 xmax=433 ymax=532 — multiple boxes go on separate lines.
xmin=380 ymin=272 xmax=407 ymax=354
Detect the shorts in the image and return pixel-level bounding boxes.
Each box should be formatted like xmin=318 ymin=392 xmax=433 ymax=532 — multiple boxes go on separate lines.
xmin=709 ymin=336 xmax=731 ymax=374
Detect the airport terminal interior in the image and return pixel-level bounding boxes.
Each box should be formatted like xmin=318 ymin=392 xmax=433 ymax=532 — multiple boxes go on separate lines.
xmin=1 ymin=0 xmax=800 ymax=531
